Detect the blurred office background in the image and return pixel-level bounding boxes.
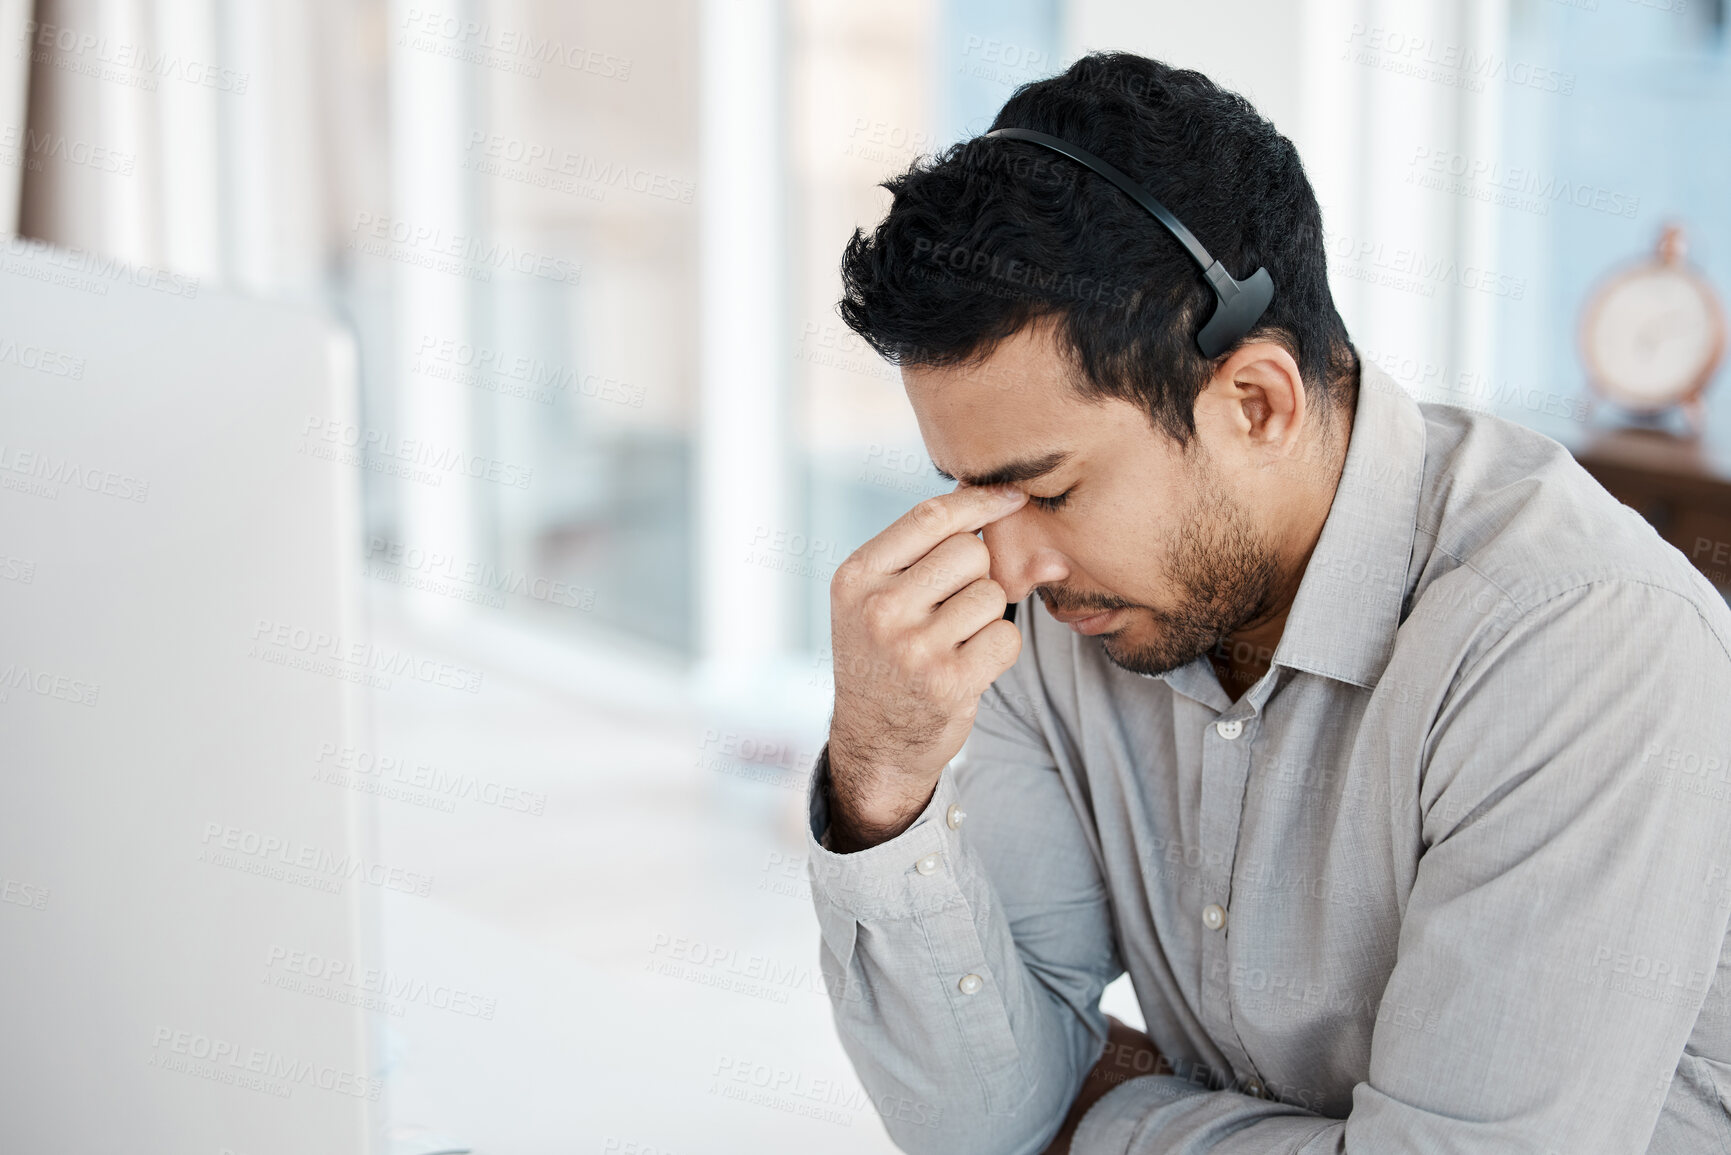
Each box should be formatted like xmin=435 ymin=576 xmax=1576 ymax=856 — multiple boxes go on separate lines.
xmin=1 ymin=0 xmax=1728 ymax=1152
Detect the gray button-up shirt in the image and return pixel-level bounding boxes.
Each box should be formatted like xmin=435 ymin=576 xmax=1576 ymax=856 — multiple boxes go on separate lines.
xmin=803 ymin=355 xmax=1731 ymax=1154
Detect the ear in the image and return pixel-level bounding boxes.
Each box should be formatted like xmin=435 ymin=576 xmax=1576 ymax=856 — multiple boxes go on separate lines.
xmin=1198 ymin=341 xmax=1306 ymax=460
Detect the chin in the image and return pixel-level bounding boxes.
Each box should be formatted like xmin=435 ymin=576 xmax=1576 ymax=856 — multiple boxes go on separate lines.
xmin=1098 ymin=616 xmax=1210 ymax=679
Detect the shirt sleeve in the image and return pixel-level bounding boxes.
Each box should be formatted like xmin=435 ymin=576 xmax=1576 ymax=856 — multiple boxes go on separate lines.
xmin=804 ymin=665 xmax=1125 ymax=1154
xmin=1071 ymin=578 xmax=1731 ymax=1154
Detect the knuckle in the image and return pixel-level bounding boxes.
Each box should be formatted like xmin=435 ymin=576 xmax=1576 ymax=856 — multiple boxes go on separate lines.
xmin=958 ymin=533 xmax=991 ymax=571
xmin=921 ymin=659 xmax=960 ymax=701
xmin=831 ymin=556 xmax=862 ymax=595
xmin=892 ymin=631 xmax=932 ymax=669
xmin=967 ymin=619 xmax=1015 ymax=663
xmin=908 ymin=497 xmax=946 ymax=533
xmin=860 ymin=589 xmax=895 ymax=633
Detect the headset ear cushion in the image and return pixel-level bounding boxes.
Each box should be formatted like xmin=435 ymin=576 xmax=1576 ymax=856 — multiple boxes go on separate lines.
xmin=1196 ymin=266 xmax=1275 ymax=358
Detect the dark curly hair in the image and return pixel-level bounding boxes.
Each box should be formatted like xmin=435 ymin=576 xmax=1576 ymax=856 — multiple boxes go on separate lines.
xmin=837 ymin=51 xmax=1358 ymax=448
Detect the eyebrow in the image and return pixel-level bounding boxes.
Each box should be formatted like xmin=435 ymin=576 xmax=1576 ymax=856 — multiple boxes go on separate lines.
xmin=931 ymin=449 xmax=1073 ymax=489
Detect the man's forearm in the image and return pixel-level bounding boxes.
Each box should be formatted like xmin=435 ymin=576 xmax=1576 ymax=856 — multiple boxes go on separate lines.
xmin=1041 ymin=1016 xmax=1165 ymax=1155
xmin=803 ymin=746 xmax=1121 ymax=1154
xmin=820 ymin=742 xmax=940 ymax=853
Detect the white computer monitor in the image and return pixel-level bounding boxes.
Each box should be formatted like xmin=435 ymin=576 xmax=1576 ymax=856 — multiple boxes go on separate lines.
xmin=0 ymin=240 xmax=379 ymax=1154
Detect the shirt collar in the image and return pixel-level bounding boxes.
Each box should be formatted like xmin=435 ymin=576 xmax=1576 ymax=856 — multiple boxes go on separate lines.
xmin=1147 ymin=351 xmax=1428 ymax=707
xmin=1268 ymin=352 xmax=1428 ymax=690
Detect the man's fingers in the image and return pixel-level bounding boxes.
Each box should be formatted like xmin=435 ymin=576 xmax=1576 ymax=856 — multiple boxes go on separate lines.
xmin=903 ymin=532 xmax=991 ymax=609
xmin=929 ymin=576 xmax=1008 ymax=643
xmin=955 ymin=616 xmax=1021 ymax=693
xmin=859 ymin=485 xmax=1026 ymax=575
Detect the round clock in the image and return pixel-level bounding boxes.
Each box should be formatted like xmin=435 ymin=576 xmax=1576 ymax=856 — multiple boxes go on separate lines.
xmin=1580 ymin=224 xmax=1725 ymax=432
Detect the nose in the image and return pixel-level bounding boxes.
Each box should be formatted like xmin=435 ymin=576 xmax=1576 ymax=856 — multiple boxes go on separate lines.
xmin=981 ymin=508 xmax=1069 ymax=605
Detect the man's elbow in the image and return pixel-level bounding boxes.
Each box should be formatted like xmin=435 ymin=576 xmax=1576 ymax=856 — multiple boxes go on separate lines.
xmin=862 ymin=1068 xmax=1073 ymax=1155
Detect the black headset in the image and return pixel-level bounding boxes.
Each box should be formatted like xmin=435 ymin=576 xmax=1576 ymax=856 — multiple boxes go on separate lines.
xmin=983 ymin=127 xmax=1274 ymax=359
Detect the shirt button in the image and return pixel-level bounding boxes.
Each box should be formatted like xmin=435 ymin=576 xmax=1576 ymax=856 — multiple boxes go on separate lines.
xmin=946 ymin=803 xmax=967 ymax=830
xmin=958 ymin=973 xmax=984 ymax=995
xmin=915 ymin=853 xmax=940 ymax=876
xmin=1202 ymin=903 xmax=1227 ymax=931
xmin=1215 ymin=719 xmax=1243 ymax=740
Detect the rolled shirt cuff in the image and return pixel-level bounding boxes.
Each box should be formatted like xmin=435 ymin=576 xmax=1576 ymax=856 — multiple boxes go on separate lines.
xmin=803 ymin=742 xmax=968 ymax=922
xmin=1072 ymin=1075 xmax=1214 ymax=1153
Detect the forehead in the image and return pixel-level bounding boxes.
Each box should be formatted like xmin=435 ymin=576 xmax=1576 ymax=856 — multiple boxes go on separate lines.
xmin=901 ymin=323 xmax=1113 ymax=481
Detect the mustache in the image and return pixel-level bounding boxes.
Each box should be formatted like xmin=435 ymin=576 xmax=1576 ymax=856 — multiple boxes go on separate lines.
xmin=1037 ymin=587 xmax=1137 ymax=616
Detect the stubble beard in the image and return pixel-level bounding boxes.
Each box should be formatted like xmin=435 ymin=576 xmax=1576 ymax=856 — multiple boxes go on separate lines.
xmin=1095 ymin=468 xmax=1284 ymax=678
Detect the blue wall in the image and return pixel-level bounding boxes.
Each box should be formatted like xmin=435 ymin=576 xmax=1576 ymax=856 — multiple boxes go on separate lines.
xmin=1500 ymin=0 xmax=1731 ymax=437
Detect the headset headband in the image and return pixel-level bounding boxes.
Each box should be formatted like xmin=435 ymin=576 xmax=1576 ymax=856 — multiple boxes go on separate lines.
xmin=983 ymin=127 xmax=1274 ymax=358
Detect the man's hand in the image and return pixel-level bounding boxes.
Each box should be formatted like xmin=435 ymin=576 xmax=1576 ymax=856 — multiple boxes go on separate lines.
xmin=824 ymin=484 xmax=1027 ymax=852
xmin=1040 ymin=1015 xmax=1165 ymax=1155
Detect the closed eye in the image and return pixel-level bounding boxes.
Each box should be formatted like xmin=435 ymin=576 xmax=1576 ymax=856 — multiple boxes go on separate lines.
xmin=1029 ymin=488 xmax=1072 ymax=511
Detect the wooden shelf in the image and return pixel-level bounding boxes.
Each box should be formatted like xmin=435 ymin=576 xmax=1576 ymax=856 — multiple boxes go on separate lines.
xmin=1565 ymin=426 xmax=1731 ymax=597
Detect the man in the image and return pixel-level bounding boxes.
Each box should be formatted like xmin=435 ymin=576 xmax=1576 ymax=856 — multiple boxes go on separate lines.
xmin=803 ymin=51 xmax=1731 ymax=1155
xmin=802 ymin=51 xmax=1731 ymax=1155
